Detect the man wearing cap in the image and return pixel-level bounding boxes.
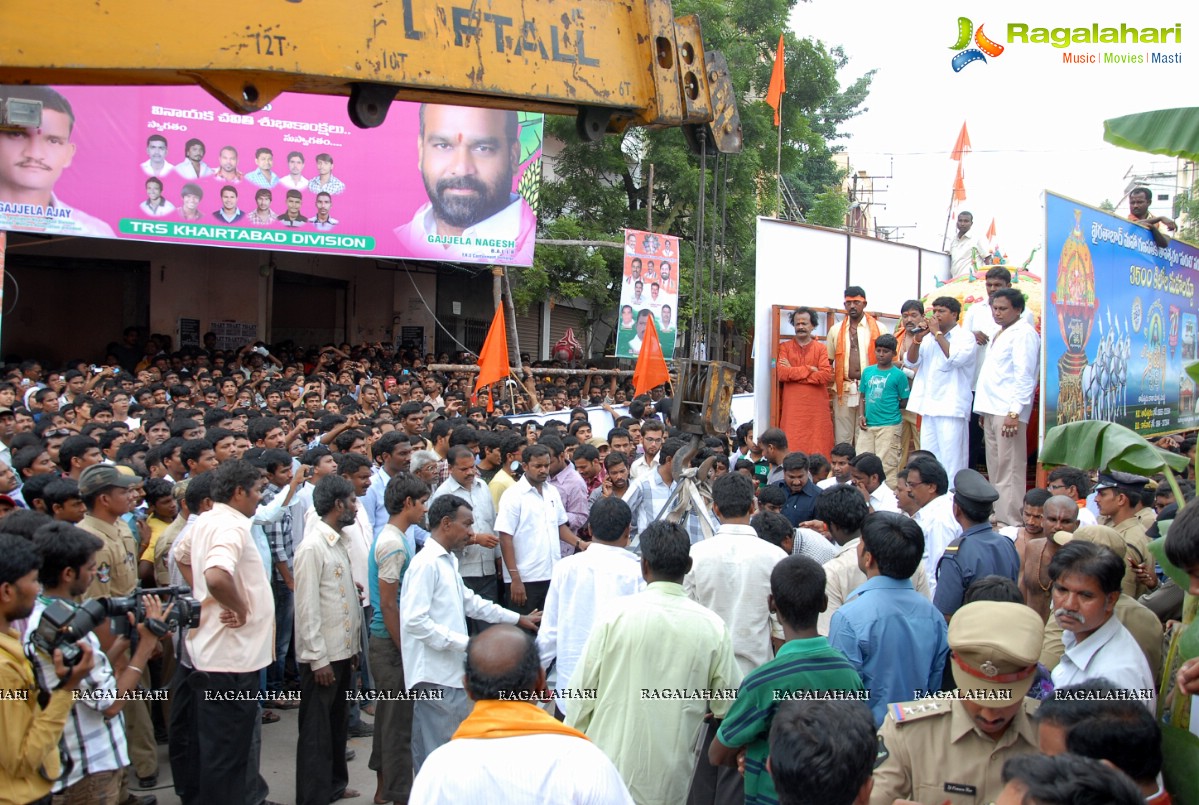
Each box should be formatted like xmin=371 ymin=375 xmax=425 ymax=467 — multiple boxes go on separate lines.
xmin=933 ymin=469 xmax=1020 ymax=620
xmin=1040 ymin=528 xmax=1162 ymax=686
xmin=77 ymin=464 xmax=161 ymax=794
xmin=1093 ymin=471 xmax=1153 ymax=598
xmin=826 ymin=287 xmax=883 ymax=446
xmin=1046 ymin=541 xmax=1156 ymax=706
xmin=870 ymin=601 xmax=1044 ymax=805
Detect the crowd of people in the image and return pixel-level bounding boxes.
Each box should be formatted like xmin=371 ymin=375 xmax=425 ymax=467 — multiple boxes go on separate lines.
xmin=1 ymin=309 xmax=1198 ymax=805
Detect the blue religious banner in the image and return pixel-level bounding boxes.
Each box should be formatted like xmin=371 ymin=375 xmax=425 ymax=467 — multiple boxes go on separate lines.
xmin=1043 ymin=191 xmax=1199 ymax=438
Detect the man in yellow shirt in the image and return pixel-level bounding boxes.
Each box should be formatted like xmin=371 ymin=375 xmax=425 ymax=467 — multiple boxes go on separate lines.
xmin=0 ymin=532 xmax=94 ymax=804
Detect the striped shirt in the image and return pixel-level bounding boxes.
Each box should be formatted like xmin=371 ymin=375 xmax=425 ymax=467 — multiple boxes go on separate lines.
xmin=23 ymin=597 xmax=129 ymax=790
xmin=716 ymin=637 xmax=864 ymax=805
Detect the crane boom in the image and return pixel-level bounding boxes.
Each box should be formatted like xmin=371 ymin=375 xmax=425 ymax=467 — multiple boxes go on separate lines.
xmin=0 ymin=0 xmax=740 ymax=151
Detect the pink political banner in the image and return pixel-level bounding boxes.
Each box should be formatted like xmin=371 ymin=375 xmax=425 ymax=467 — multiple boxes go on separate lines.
xmin=0 ymin=85 xmax=543 ymax=266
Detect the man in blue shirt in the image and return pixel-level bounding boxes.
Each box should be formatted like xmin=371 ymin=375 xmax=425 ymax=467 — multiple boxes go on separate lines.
xmin=933 ymin=469 xmax=1021 ymax=619
xmin=776 ymin=452 xmax=821 ymax=527
xmin=828 ymin=511 xmax=948 ymax=725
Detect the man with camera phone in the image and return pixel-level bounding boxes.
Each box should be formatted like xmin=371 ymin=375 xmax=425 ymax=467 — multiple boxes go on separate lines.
xmin=22 ymin=523 xmax=172 ymax=805
xmin=0 ymin=532 xmax=94 ymax=805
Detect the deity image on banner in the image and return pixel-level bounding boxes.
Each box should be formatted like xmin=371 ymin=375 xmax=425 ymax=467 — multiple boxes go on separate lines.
xmin=1050 ymin=210 xmax=1097 ymax=425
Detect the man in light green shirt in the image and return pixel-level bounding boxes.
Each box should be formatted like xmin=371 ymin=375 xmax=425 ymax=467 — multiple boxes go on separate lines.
xmin=567 ymin=521 xmax=743 ymax=805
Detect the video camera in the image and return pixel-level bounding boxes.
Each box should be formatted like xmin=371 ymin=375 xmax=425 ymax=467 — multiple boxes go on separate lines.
xmin=29 ymin=586 xmax=201 ymax=667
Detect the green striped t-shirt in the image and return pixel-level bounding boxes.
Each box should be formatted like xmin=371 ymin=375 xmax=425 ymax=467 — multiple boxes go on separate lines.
xmin=715 ymin=637 xmax=865 ymax=805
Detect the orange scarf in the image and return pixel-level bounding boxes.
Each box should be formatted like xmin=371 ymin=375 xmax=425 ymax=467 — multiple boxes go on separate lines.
xmin=834 ymin=313 xmax=882 ymax=401
xmin=451 ymin=698 xmax=591 ymax=742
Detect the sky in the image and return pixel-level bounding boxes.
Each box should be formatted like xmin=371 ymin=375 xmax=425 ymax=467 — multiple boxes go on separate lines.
xmin=789 ymin=0 xmax=1196 ymax=261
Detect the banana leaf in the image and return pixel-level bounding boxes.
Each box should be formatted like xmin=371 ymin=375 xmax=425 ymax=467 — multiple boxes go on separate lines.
xmin=1104 ymin=107 xmax=1199 ymax=163
xmin=1040 ymin=420 xmax=1190 ymax=476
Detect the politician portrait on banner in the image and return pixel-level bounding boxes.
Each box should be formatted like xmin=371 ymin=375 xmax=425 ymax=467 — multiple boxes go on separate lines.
xmin=616 ymin=227 xmax=679 ymax=359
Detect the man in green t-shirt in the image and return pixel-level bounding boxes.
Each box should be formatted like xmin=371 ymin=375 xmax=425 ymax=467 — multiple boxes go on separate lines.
xmin=708 ymin=555 xmax=865 ymax=805
xmin=857 ymin=334 xmax=910 ymax=490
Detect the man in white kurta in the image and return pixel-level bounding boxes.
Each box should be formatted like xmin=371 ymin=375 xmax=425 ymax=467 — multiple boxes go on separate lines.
xmin=973 ymin=288 xmax=1041 ymax=528
xmin=537 ymin=497 xmax=644 ymax=717
xmin=905 ymin=297 xmax=977 ymax=484
xmin=567 ymin=521 xmax=743 ymax=805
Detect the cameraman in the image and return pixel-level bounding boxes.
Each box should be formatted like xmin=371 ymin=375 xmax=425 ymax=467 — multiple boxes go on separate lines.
xmin=23 ymin=523 xmax=169 ymax=805
xmin=0 ymin=533 xmax=93 ymax=805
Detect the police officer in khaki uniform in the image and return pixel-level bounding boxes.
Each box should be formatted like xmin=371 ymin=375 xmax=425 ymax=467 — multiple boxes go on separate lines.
xmin=1093 ymin=471 xmax=1153 ymax=598
xmin=1038 ymin=527 xmax=1163 ymax=681
xmin=78 ymin=464 xmax=140 ymax=599
xmin=870 ymin=600 xmax=1044 ymax=805
xmin=77 ymin=464 xmax=160 ymax=800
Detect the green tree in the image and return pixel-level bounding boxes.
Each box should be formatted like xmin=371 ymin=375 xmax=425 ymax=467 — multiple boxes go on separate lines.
xmin=807 ymin=185 xmax=851 ymax=228
xmin=526 ymin=0 xmax=874 ymax=350
xmin=1174 ymin=181 xmax=1199 ymax=246
xmin=1099 ymin=199 xmax=1116 ymax=212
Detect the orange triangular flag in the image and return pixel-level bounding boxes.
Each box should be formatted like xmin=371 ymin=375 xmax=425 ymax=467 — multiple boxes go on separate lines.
xmin=952 ymin=162 xmax=967 ymax=202
xmin=986 ymin=218 xmax=997 ymax=241
xmin=474 ymin=303 xmax=509 ymax=412
xmin=764 ymin=35 xmax=786 ymax=127
xmin=950 ymin=121 xmax=971 ymax=161
xmin=633 ymin=316 xmax=670 ymax=399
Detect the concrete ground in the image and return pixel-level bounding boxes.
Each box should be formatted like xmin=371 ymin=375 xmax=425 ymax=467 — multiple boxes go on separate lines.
xmin=134 ymin=706 xmax=380 ymax=805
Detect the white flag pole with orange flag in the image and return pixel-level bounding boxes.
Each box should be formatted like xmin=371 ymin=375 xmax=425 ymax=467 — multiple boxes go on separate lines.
xmin=473 ymin=301 xmax=510 ymax=412
xmin=943 ymin=121 xmax=971 ymax=250
xmin=633 ymin=315 xmax=670 ymax=400
xmin=765 ymin=35 xmax=786 ymax=217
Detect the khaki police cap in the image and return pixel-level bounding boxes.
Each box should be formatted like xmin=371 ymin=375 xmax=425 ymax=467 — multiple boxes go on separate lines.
xmin=1053 ymin=524 xmax=1124 ymax=556
xmin=948 ymin=601 xmax=1043 ymax=703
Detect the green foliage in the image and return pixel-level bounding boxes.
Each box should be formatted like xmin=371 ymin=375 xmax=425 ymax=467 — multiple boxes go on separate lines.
xmin=1175 ymin=180 xmax=1199 ymax=246
xmin=528 ymin=0 xmax=874 ymax=339
xmin=807 ymin=185 xmax=851 ymax=229
xmin=1040 ymin=419 xmax=1190 ymax=476
xmin=1099 ymin=198 xmax=1116 ymax=212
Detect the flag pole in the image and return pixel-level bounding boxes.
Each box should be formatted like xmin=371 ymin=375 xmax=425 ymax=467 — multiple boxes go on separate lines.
xmin=775 ymin=93 xmax=783 ymax=218
xmin=942 ymin=188 xmax=958 ymax=251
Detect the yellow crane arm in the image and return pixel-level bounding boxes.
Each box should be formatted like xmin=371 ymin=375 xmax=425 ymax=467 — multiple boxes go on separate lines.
xmin=0 ymin=0 xmax=740 ymax=152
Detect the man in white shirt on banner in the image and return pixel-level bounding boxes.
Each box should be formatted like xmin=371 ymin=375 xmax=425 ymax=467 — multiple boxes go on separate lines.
xmin=395 ymin=104 xmax=535 ymax=265
xmin=905 ymin=296 xmax=977 ymax=484
xmin=537 ymin=496 xmax=643 ymax=718
xmin=973 ymin=287 xmax=1040 ymax=528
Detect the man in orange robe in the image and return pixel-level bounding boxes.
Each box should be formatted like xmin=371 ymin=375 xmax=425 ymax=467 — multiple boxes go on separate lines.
xmin=776 ymin=306 xmax=834 ymax=459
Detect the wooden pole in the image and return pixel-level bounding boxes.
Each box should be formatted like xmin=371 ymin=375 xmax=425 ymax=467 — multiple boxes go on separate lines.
xmin=647 ymin=162 xmax=655 ymax=231
xmin=428 ymin=364 xmax=639 ymax=377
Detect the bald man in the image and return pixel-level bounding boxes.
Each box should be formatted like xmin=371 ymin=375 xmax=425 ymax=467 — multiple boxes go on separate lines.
xmin=409 ymin=625 xmax=633 ymax=804
xmin=1017 ymin=495 xmax=1080 ymax=621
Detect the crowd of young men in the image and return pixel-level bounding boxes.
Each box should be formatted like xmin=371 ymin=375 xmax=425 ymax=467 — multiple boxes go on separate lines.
xmin=2 ymin=331 xmax=1199 ymax=805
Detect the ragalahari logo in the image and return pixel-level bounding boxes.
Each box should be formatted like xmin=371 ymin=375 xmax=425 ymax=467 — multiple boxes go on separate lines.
xmin=950 ymin=17 xmax=1005 ymax=71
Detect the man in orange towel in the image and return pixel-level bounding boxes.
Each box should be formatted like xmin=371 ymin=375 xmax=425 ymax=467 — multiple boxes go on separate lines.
xmin=409 ymin=625 xmax=633 ymax=803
